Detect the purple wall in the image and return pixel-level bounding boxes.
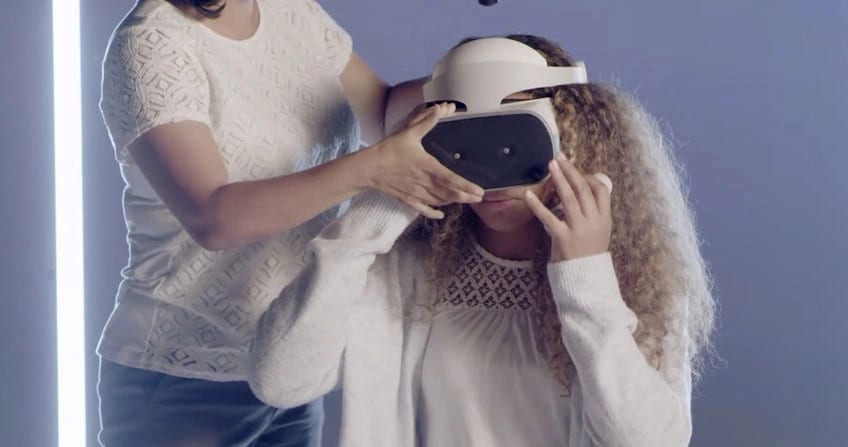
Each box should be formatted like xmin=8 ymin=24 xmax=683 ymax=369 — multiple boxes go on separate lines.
xmin=3 ymin=1 xmax=846 ymax=446
xmin=0 ymin=2 xmax=57 ymax=446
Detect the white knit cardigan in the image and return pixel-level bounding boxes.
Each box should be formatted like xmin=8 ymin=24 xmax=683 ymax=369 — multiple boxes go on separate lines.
xmin=249 ymin=193 xmax=693 ymax=447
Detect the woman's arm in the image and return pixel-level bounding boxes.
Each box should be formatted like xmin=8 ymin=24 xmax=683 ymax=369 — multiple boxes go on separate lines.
xmin=129 ymin=121 xmax=372 ymax=250
xmin=549 ymin=255 xmax=692 ymax=447
xmin=247 ymin=192 xmax=418 ymax=408
xmin=129 ymin=101 xmax=480 ymax=250
xmin=338 ymin=52 xmax=427 ymax=144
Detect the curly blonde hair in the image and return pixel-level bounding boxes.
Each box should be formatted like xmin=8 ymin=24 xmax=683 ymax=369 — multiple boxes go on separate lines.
xmin=407 ymin=34 xmax=716 ymax=393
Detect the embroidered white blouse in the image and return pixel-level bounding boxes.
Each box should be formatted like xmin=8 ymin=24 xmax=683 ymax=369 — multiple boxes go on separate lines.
xmin=420 ymin=240 xmax=575 ymax=446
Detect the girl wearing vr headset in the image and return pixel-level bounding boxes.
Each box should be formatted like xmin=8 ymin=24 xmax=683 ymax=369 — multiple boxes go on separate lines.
xmin=249 ymin=34 xmax=715 ymax=446
xmin=96 ymin=0 xmax=485 ymax=446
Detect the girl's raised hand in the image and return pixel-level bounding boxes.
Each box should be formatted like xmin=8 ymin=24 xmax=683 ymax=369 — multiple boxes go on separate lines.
xmin=523 ymin=153 xmax=613 ymax=262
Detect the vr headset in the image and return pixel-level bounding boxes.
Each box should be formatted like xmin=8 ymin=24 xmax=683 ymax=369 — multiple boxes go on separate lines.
xmin=421 ymin=38 xmax=588 ymax=190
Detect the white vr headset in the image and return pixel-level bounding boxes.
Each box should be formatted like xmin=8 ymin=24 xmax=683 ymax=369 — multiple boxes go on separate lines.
xmin=421 ymin=38 xmax=588 ymax=190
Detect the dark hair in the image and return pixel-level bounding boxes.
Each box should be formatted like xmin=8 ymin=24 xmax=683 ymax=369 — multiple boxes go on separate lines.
xmin=172 ymin=0 xmax=226 ymax=18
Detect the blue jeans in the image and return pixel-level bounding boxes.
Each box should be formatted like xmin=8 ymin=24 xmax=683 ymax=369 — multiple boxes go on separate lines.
xmin=97 ymin=359 xmax=323 ymax=447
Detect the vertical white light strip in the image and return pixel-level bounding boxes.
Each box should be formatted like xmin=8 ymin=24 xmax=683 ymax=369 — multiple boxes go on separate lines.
xmin=52 ymin=0 xmax=86 ymax=445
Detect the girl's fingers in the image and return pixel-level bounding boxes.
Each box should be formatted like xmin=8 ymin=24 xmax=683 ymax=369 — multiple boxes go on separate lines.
xmin=592 ymin=172 xmax=613 ymax=194
xmin=548 ymin=158 xmax=582 ymax=225
xmin=586 ymin=173 xmax=612 ymax=216
xmin=523 ymin=189 xmax=568 ymax=234
xmin=555 ymin=154 xmax=597 ymax=217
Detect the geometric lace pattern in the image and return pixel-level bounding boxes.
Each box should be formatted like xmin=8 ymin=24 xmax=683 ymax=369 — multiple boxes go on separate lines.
xmin=437 ymin=243 xmax=542 ymax=313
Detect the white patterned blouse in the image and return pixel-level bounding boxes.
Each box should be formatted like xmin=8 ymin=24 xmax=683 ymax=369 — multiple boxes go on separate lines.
xmin=97 ymin=0 xmax=360 ymax=381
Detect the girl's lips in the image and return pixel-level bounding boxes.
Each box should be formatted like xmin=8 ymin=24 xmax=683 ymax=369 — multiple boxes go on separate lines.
xmin=481 ymin=193 xmax=516 ymax=202
xmin=480 ymin=197 xmax=518 ymax=210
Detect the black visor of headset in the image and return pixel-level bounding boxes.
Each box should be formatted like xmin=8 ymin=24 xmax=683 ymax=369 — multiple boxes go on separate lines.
xmin=422 ymin=100 xmax=558 ymax=190
xmin=420 ymin=38 xmax=588 ymax=191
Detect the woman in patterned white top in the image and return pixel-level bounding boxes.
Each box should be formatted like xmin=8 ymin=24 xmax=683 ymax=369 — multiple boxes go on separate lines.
xmin=96 ymin=0 xmax=484 ymax=446
xmin=249 ymin=35 xmax=717 ymax=446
